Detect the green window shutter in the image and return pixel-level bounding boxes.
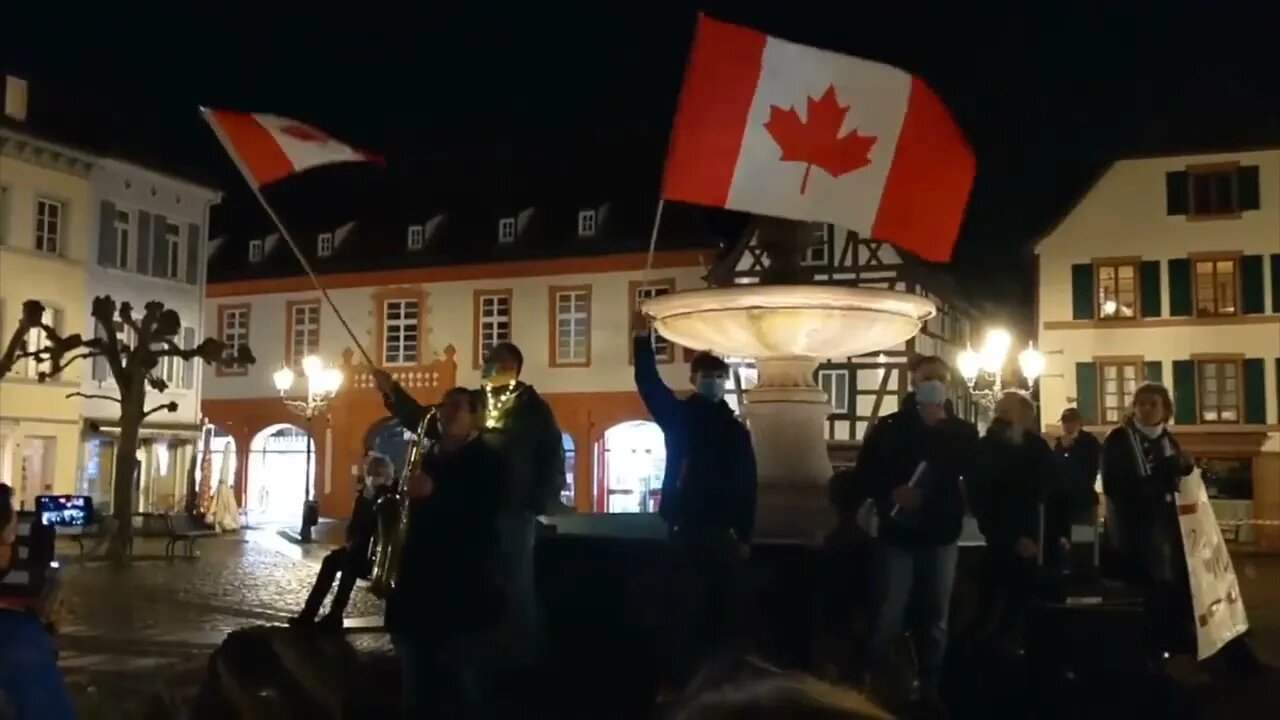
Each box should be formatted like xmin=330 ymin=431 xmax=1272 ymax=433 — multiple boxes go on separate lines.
xmin=1071 ymin=263 xmax=1095 ymax=320
xmin=1172 ymin=360 xmax=1198 ymax=425
xmin=1243 ymin=358 xmax=1266 ymax=424
xmin=1238 ymin=166 xmax=1261 ymax=212
xmin=1271 ymin=255 xmax=1280 ymax=313
xmin=1168 ymin=259 xmax=1193 ymax=317
xmin=1240 ymin=254 xmax=1265 ymax=315
xmin=1075 ymin=362 xmax=1098 ymax=424
xmin=1139 ymin=260 xmax=1162 ymax=317
xmin=1166 ymin=171 xmax=1189 ymax=215
xmin=1144 ymin=361 xmax=1163 ymax=384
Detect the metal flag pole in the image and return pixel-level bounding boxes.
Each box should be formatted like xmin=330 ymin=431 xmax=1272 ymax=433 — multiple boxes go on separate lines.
xmin=199 ymin=108 xmax=377 ymax=370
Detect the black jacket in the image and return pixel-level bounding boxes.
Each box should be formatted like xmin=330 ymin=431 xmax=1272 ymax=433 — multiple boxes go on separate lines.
xmin=1052 ymin=432 xmax=1101 ymax=510
xmin=1101 ymin=423 xmax=1192 ymax=583
xmin=383 ymin=382 xmax=565 ymax=515
xmin=850 ymin=394 xmax=978 ymax=548
xmin=969 ymin=420 xmax=1055 ymax=557
xmin=633 ymin=337 xmax=757 ymax=542
xmin=384 ymin=436 xmax=506 ymax=640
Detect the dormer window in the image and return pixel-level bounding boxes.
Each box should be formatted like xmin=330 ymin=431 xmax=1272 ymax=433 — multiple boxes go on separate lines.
xmin=407 ymin=225 xmax=424 ymax=250
xmin=249 ymin=239 xmax=264 ymax=262
xmin=498 ymin=217 xmax=516 ymax=244
xmin=317 ymin=232 xmax=334 ymax=257
xmin=577 ymin=209 xmax=597 ymax=237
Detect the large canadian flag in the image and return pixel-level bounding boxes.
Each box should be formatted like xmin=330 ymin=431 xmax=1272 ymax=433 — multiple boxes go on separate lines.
xmin=662 ymin=16 xmax=975 ymax=262
xmin=201 ymin=109 xmax=382 ymax=187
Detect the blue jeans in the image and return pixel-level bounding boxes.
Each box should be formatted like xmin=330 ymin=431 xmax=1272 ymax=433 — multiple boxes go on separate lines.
xmin=865 ymin=542 xmax=959 ymax=694
xmin=495 ymin=511 xmax=544 ymax=667
xmin=0 ymin=611 xmax=76 ymax=720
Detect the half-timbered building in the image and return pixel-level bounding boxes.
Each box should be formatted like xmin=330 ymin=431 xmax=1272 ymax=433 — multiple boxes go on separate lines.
xmin=724 ymin=222 xmax=982 ymax=465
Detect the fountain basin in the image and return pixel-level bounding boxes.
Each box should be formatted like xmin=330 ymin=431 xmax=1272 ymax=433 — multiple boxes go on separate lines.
xmin=641 ymin=285 xmax=935 ymax=359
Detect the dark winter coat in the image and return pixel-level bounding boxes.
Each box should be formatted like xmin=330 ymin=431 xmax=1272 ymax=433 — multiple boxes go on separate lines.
xmin=969 ymin=420 xmax=1055 ymax=559
xmin=849 ymin=393 xmax=978 ymax=548
xmin=1052 ymin=431 xmax=1102 ymax=520
xmin=633 ymin=337 xmax=757 ymax=543
xmin=1101 ymin=422 xmax=1193 ymax=583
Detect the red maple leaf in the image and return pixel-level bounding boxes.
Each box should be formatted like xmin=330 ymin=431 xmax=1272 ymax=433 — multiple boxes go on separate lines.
xmin=763 ymin=85 xmax=877 ymax=194
xmin=278 ymin=122 xmax=333 ymax=145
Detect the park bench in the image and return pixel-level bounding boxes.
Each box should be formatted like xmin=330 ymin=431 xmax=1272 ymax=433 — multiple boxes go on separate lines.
xmin=164 ymin=512 xmax=217 ymax=558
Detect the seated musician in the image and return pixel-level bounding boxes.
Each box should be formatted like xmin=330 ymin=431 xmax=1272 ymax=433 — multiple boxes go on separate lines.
xmin=386 ymin=387 xmax=508 ymax=717
xmin=0 ymin=483 xmax=76 ymax=719
xmin=291 ymin=453 xmax=395 ymax=629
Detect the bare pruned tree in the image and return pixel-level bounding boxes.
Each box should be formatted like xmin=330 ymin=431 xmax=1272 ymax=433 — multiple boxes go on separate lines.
xmin=0 ymin=296 xmax=254 ymax=562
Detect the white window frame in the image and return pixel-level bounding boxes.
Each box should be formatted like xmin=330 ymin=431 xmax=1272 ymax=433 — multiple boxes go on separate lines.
xmin=634 ymin=284 xmax=673 ymax=361
xmin=35 ymin=197 xmax=62 ymax=254
xmin=477 ymin=293 xmax=512 ymax=359
xmin=220 ymin=308 xmax=249 ymax=371
xmin=165 ymin=223 xmax=184 ymax=279
xmin=382 ymin=299 xmax=419 ymax=366
xmin=802 ymin=225 xmax=829 ymax=266
xmin=155 ymin=327 xmax=187 ymax=390
xmin=317 ymin=232 xmax=334 ymax=257
xmin=818 ymin=369 xmax=850 ymax=414
xmin=114 ymin=209 xmax=132 ymax=269
xmin=407 ymin=225 xmax=424 ymax=250
xmin=23 ymin=306 xmax=58 ymax=378
xmin=289 ymin=303 xmax=321 ymax=366
xmin=553 ymin=289 xmax=590 ymax=365
xmin=248 ymin=240 xmax=264 ymax=262
xmin=498 ymin=217 xmax=516 ymax=244
xmin=577 ymin=209 xmax=597 ymax=237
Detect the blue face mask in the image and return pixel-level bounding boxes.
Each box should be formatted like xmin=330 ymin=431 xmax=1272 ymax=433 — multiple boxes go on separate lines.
xmin=915 ymin=379 xmax=948 ymax=407
xmin=695 ymin=375 xmax=727 ymax=401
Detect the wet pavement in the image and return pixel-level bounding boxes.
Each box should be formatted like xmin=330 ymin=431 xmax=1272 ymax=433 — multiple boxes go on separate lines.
xmin=55 ymin=527 xmax=383 ymax=719
xmin=50 ymin=524 xmax=1280 ymax=719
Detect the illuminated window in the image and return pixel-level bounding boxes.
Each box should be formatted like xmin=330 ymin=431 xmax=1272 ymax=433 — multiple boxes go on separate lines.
xmin=476 ymin=293 xmax=511 ymax=360
xmin=382 ymin=299 xmax=419 ymax=366
xmin=1194 ymin=258 xmax=1238 ymax=317
xmin=552 ymin=287 xmax=590 ymax=365
xmin=1098 ymin=361 xmax=1140 ymax=423
xmin=1096 ymin=263 xmax=1137 ymax=318
xmin=35 ymin=198 xmax=62 ymax=254
xmin=1198 ymin=360 xmax=1241 ymax=423
xmin=288 ymin=303 xmax=321 ymax=366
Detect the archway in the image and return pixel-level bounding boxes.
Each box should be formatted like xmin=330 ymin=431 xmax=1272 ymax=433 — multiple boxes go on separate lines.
xmin=364 ymin=417 xmax=412 ymax=478
xmin=593 ymin=421 xmax=666 ymax=514
xmin=561 ymin=433 xmax=576 ymax=508
xmin=246 ymin=423 xmax=313 ymax=525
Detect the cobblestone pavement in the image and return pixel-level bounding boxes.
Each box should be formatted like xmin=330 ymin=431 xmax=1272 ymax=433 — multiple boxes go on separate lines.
xmin=55 ymin=528 xmax=383 ymax=719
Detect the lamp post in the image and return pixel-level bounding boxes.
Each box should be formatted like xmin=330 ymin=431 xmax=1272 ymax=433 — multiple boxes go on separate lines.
xmin=956 ymin=328 xmax=1046 ymax=409
xmin=272 ymin=355 xmax=343 ymax=543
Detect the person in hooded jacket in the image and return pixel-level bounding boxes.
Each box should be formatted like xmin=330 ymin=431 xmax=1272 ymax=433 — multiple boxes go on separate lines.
xmin=968 ymin=391 xmax=1056 ymax=648
xmin=850 ymin=355 xmax=978 ymax=706
xmin=631 ymin=311 xmax=758 ymax=693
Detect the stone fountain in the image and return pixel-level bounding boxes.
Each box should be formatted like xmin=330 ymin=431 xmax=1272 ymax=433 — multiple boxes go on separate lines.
xmin=642 ymin=217 xmax=935 ymax=541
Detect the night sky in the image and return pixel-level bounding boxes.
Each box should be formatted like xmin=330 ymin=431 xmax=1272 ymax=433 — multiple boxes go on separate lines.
xmin=4 ymin=1 xmax=1280 ymax=319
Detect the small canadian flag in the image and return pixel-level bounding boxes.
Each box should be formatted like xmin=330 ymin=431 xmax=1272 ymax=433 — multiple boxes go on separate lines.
xmin=201 ymin=109 xmax=382 ymax=187
xmin=662 ymin=16 xmax=976 ymax=262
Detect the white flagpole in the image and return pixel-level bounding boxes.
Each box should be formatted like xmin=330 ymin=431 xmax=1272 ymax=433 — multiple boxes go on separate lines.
xmin=199 ymin=108 xmax=378 ymax=370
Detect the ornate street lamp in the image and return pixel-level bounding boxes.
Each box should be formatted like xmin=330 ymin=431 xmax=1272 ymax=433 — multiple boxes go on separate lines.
xmin=272 ymin=355 xmax=343 ymax=543
xmin=957 ymin=328 xmax=1045 ymax=408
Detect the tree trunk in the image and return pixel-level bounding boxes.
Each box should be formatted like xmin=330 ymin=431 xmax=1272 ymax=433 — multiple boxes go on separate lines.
xmin=108 ymin=400 xmax=144 ymax=563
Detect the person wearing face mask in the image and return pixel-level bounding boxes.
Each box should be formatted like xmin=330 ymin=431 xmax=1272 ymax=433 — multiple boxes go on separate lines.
xmin=850 ymin=355 xmax=977 ymax=710
xmin=1101 ymin=384 xmax=1261 ymax=676
xmin=968 ymin=391 xmax=1056 ymax=650
xmin=631 ymin=311 xmax=757 ymax=695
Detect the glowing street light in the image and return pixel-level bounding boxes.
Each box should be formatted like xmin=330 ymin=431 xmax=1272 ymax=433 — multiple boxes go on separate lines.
xmin=957 ymin=329 xmax=1044 ymax=408
xmin=271 ymin=355 xmax=343 ymax=543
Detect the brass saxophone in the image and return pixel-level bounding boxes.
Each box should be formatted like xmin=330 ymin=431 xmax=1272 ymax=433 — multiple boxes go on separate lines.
xmin=367 ymin=407 xmax=436 ymax=599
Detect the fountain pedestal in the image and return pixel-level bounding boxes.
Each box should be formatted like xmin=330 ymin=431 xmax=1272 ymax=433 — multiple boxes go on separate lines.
xmin=743 ymin=357 xmax=834 ymax=541
xmin=643 ymin=284 xmax=934 ymax=542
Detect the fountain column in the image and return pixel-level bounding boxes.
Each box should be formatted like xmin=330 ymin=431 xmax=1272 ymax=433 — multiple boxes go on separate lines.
xmin=742 ymin=357 xmax=834 ymax=541
xmin=642 ymin=216 xmax=935 ymax=543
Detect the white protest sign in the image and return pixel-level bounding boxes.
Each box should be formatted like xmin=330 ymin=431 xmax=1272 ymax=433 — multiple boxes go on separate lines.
xmin=1177 ymin=467 xmax=1249 ymax=660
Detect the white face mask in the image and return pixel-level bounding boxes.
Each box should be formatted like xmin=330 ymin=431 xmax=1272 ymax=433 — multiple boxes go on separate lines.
xmin=1136 ymin=422 xmax=1165 ymax=439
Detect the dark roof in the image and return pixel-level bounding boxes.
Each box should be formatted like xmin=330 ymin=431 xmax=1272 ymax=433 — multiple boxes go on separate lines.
xmin=0 ymin=76 xmax=221 ymax=191
xmin=207 ymin=188 xmax=743 ymax=283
